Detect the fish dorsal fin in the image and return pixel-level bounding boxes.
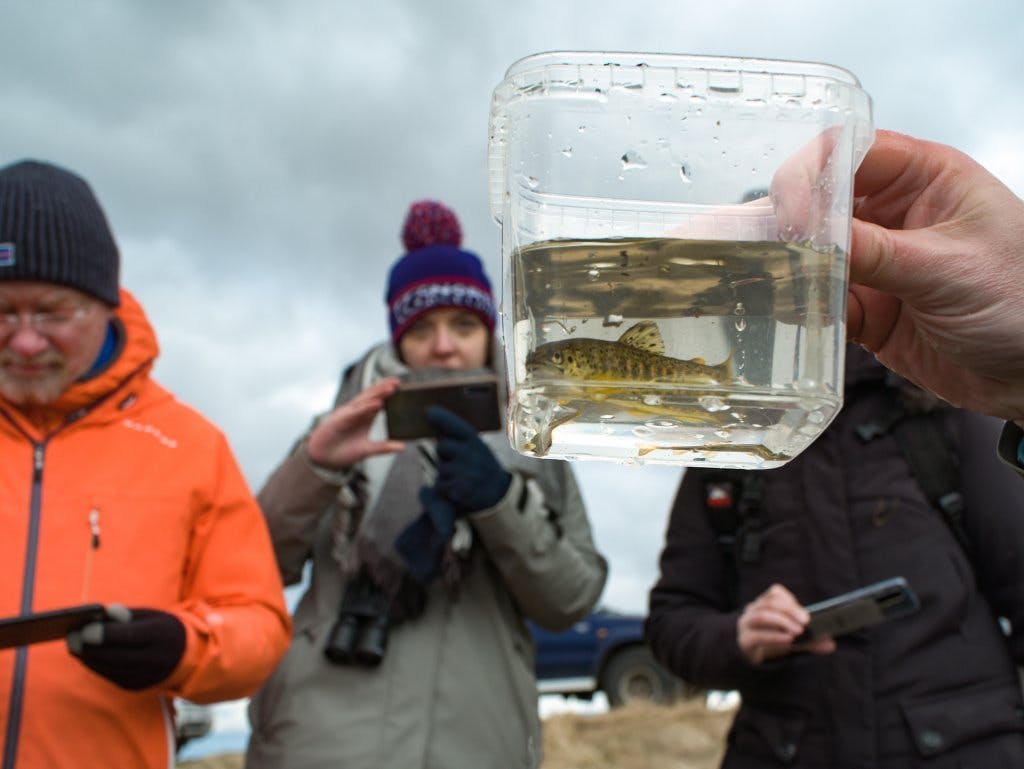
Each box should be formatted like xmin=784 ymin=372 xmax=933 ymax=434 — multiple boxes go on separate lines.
xmin=618 ymin=321 xmax=665 ymax=355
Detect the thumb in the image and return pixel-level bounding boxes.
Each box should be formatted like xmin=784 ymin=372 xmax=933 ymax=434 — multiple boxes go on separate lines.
xmin=849 ymin=218 xmax=945 ymax=296
xmin=105 ymin=603 xmax=132 ymax=623
xmin=849 ymin=218 xmax=899 ymax=290
xmin=67 ymin=604 xmax=129 ymax=654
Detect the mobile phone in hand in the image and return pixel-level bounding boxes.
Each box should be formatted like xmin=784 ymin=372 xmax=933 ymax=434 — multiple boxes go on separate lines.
xmin=0 ymin=604 xmax=107 ymax=649
xmin=797 ymin=577 xmax=919 ymax=641
xmin=385 ymin=369 xmax=502 ymax=440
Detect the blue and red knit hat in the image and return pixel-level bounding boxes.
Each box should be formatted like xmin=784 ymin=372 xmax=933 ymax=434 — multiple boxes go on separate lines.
xmin=386 ymin=200 xmax=496 ymax=343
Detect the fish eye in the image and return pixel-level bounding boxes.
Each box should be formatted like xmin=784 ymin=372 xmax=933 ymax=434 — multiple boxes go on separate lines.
xmin=552 ymin=352 xmax=561 ymax=363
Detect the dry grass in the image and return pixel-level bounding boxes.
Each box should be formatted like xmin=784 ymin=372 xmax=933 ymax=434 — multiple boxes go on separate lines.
xmin=541 ymin=699 xmax=733 ymax=769
xmin=176 ymin=699 xmax=735 ymax=769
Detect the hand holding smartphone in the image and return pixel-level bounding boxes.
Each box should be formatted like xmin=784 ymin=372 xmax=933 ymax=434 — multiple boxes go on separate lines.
xmin=797 ymin=577 xmax=919 ymax=642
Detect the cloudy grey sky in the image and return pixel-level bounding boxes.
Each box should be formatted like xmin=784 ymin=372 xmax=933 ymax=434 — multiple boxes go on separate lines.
xmin=4 ymin=0 xmax=1023 ymax=613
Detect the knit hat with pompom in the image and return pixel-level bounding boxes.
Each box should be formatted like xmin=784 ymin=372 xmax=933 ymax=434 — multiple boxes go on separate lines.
xmin=385 ymin=200 xmax=495 ymax=343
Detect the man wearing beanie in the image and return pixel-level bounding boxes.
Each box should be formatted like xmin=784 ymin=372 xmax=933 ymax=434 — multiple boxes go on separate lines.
xmin=0 ymin=160 xmax=291 ymax=769
xmin=246 ymin=201 xmax=608 ymax=769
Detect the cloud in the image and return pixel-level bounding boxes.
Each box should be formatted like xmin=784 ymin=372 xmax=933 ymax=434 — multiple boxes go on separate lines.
xmin=973 ymin=131 xmax=1024 ymax=197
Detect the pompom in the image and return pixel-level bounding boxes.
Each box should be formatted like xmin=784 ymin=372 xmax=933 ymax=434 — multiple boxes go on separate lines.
xmin=401 ymin=200 xmax=462 ymax=252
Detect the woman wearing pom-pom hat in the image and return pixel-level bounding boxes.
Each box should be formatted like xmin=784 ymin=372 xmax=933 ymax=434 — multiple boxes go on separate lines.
xmin=246 ymin=201 xmax=608 ymax=769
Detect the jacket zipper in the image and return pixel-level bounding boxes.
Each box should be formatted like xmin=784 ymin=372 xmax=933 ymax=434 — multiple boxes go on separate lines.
xmin=2 ymin=443 xmax=46 ymax=769
xmin=0 ymin=377 xmax=133 ymax=767
xmin=81 ymin=508 xmax=101 ymax=602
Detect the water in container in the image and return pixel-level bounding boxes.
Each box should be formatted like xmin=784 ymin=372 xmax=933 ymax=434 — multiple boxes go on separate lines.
xmin=488 ymin=52 xmax=874 ymax=468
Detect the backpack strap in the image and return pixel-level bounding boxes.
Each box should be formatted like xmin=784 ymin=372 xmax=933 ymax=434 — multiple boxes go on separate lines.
xmin=703 ymin=472 xmax=765 ymax=606
xmin=889 ymin=416 xmax=974 ymax=561
xmin=855 ymin=394 xmax=974 ymax=563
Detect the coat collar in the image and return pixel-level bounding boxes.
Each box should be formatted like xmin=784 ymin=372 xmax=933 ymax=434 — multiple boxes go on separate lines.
xmin=0 ymin=288 xmax=159 ymax=437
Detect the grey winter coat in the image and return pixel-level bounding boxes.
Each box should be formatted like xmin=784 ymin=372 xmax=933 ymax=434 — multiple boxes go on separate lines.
xmin=246 ymin=343 xmax=608 ymax=769
xmin=647 ymin=346 xmax=1024 ymax=768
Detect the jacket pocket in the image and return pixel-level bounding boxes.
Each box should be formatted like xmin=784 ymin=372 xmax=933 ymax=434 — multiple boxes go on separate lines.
xmin=900 ymin=681 xmax=1024 ymax=758
xmin=728 ymin=706 xmax=807 ymax=765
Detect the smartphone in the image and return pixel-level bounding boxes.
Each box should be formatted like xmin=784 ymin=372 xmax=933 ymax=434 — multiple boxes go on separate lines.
xmin=798 ymin=577 xmax=919 ymax=641
xmin=0 ymin=604 xmax=107 ymax=649
xmin=385 ymin=370 xmax=502 ymax=440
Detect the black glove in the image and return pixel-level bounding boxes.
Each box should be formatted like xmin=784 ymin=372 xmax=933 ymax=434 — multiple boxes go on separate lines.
xmin=394 ymin=485 xmax=458 ymax=584
xmin=67 ymin=605 xmax=186 ymax=691
xmin=427 ymin=405 xmax=511 ymax=514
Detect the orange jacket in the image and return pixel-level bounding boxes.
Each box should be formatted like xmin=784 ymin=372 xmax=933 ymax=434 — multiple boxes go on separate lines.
xmin=0 ymin=290 xmax=291 ymax=769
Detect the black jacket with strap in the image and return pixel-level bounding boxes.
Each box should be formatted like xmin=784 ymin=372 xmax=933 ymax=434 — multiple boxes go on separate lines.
xmin=647 ymin=346 xmax=1024 ymax=768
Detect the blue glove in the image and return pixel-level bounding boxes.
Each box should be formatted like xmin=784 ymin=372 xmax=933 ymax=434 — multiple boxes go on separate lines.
xmin=427 ymin=405 xmax=511 ymax=514
xmin=394 ymin=485 xmax=459 ymax=584
xmin=67 ymin=606 xmax=186 ymax=691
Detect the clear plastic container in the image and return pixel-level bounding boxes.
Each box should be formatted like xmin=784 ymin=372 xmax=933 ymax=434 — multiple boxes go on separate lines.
xmin=488 ymin=51 xmax=874 ymax=469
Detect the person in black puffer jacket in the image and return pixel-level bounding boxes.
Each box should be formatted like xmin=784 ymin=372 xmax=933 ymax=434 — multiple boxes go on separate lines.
xmin=647 ymin=343 xmax=1024 ymax=768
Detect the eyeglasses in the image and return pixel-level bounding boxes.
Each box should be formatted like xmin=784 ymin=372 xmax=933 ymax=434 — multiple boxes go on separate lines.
xmin=0 ymin=306 xmax=93 ymax=337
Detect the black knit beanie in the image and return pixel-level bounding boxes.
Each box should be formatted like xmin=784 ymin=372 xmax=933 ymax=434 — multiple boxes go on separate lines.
xmin=0 ymin=159 xmax=120 ymax=306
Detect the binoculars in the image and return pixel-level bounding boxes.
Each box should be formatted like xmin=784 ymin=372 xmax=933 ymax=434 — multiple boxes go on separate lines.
xmin=324 ymin=573 xmax=391 ymax=667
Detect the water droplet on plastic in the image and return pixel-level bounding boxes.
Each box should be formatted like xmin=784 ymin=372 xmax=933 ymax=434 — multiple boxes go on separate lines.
xmin=525 ymin=176 xmax=540 ymax=189
xmin=679 ymin=164 xmax=692 ymax=184
xmin=561 ymin=147 xmax=573 ymax=158
xmin=643 ymin=394 xmax=662 ymax=406
xmin=647 ymin=420 xmax=677 ymax=429
xmin=578 ymin=124 xmax=586 ymax=133
xmin=807 ymin=410 xmax=825 ymax=424
xmin=734 ymin=318 xmax=747 ymax=332
xmin=713 ymin=429 xmax=730 ymax=439
xmin=658 ymin=92 xmax=677 ymax=103
xmin=734 ymin=302 xmax=746 ymax=316
xmin=603 ymin=314 xmax=624 ymax=327
xmin=699 ymin=395 xmax=726 ymax=412
xmin=632 ymin=426 xmax=653 ymax=437
xmin=620 ymin=151 xmax=647 ymax=171
xmin=587 ymin=268 xmax=600 ymax=280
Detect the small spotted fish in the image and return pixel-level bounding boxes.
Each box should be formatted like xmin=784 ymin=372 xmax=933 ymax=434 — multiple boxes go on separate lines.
xmin=526 ymin=321 xmax=732 ymax=385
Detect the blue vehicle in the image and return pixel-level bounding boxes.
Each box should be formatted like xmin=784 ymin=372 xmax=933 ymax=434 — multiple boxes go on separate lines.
xmin=529 ymin=607 xmax=701 ymax=707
